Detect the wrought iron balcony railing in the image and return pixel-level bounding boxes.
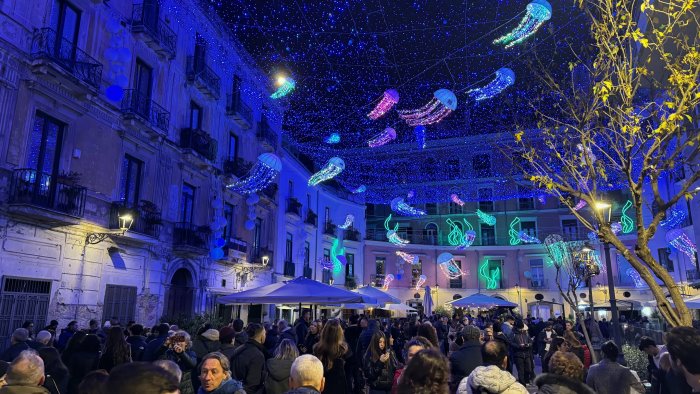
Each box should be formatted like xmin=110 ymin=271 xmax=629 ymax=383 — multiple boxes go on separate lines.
xmin=286 ymin=198 xmax=302 ymax=217
xmin=324 ymin=221 xmax=336 ymax=236
xmin=345 ymin=227 xmax=361 ymax=242
xmin=131 ymin=2 xmax=177 ymax=59
xmin=305 ymin=210 xmax=317 ymax=226
xmin=110 ymin=200 xmax=162 ymax=238
xmin=180 ymin=128 xmax=217 ymax=161
xmin=121 ymin=89 xmax=170 ymax=133
xmin=30 ymin=27 xmax=102 ymax=89
xmin=226 ymin=94 xmax=253 ymax=126
xmin=186 ymin=56 xmax=220 ymax=99
xmin=223 ymin=158 xmax=252 ymax=178
xmin=173 ymin=222 xmax=209 ymax=249
xmin=9 ymin=169 xmax=87 ymax=217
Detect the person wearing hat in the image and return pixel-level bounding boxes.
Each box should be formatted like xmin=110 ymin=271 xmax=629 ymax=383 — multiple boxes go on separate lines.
xmin=192 ymin=327 xmax=221 ymax=363
xmin=1 ymin=329 xmax=31 ymax=362
xmin=219 ymin=327 xmax=238 ymax=360
xmin=449 ymin=325 xmax=483 ymax=393
xmin=509 ymin=320 xmax=533 ymax=386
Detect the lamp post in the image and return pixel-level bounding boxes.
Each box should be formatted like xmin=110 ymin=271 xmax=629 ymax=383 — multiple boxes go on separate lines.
xmin=85 ymin=214 xmax=134 ymax=245
xmin=594 ymin=201 xmax=624 ymax=350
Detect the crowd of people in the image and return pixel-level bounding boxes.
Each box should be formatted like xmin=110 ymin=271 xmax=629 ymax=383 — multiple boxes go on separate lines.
xmin=0 ymin=312 xmax=698 ymax=394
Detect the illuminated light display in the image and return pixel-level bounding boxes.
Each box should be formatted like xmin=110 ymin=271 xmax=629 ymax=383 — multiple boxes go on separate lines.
xmin=476 ymin=209 xmax=497 ymax=226
xmin=666 ymin=229 xmax=697 ymax=262
xmin=368 ymin=89 xmax=399 ymax=120
xmin=660 ymin=208 xmax=687 ymax=229
xmin=396 ymin=251 xmax=419 ymax=265
xmin=451 ymin=194 xmax=465 ymax=206
xmin=611 ymin=222 xmax=622 ymax=235
xmin=368 ymin=127 xmax=397 ymax=148
xmin=324 ymin=133 xmax=341 ymax=144
xmin=437 ymin=252 xmax=465 ymax=279
xmin=330 ymin=238 xmax=346 ymax=271
xmin=351 ymin=185 xmax=367 ymax=194
xmin=319 ymin=257 xmax=333 ymax=271
xmin=493 ymin=0 xmax=552 ymax=48
xmin=414 ymin=274 xmax=427 ymax=290
xmin=621 ymin=200 xmax=634 ymax=233
xmin=626 ymin=268 xmax=645 ymax=288
xmin=518 ymin=231 xmax=541 ymax=244
xmin=415 ymin=126 xmax=427 ymax=149
xmin=384 ymin=214 xmax=409 ymax=246
xmin=338 ymin=214 xmax=354 ymax=229
xmin=308 ymin=157 xmax=345 ymax=186
xmin=445 ymin=218 xmax=476 ymax=249
xmin=509 ymin=217 xmax=522 ymax=246
xmin=577 ymin=143 xmax=597 ymax=165
xmin=270 ymin=77 xmax=296 ymax=99
xmin=398 ymin=89 xmax=457 ymax=126
xmin=479 ymin=260 xmax=501 ymax=290
xmin=382 ymin=274 xmax=395 ymax=291
xmin=467 ymin=68 xmax=515 ymax=101
xmin=390 ymin=197 xmax=427 ymax=217
xmin=545 ymin=234 xmax=568 ymax=267
xmin=227 ymin=153 xmax=281 ymax=194
xmin=573 ymin=200 xmax=587 ymax=211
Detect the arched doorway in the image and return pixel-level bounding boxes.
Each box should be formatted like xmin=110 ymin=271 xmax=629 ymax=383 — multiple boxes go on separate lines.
xmin=164 ymin=268 xmax=195 ymax=319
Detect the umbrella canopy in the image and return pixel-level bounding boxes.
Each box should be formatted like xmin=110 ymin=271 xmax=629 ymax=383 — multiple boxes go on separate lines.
xmin=380 ymin=303 xmax=418 ymax=318
xmin=424 ymin=286 xmax=434 ymax=316
xmin=354 ymin=286 xmax=401 ymax=305
xmin=217 ymin=276 xmax=377 ymax=305
xmin=447 ymin=293 xmax=517 ymax=308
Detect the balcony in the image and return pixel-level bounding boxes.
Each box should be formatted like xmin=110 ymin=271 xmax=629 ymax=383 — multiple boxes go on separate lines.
xmin=120 ymin=89 xmax=170 ymax=134
xmin=324 ymin=221 xmax=336 ymax=236
xmin=303 ymin=266 xmax=313 ymax=279
xmin=286 ymin=198 xmax=302 ymax=218
xmin=345 ymin=227 xmax=361 ymax=242
xmin=256 ymin=119 xmax=277 ymax=151
xmin=173 ymin=222 xmax=209 ymax=252
xmin=223 ymin=158 xmax=252 ymax=179
xmin=223 ymin=237 xmax=247 ymax=261
xmin=8 ymin=169 xmax=87 ymax=221
xmin=284 ymin=261 xmax=295 ymax=277
xmin=304 ymin=210 xmax=317 ymax=227
xmin=529 ymin=279 xmax=548 ymax=289
xmin=109 ymin=200 xmax=162 ymax=239
xmin=131 ymin=2 xmax=177 ymax=59
xmin=226 ymin=94 xmax=253 ymax=129
xmin=370 ymin=274 xmax=385 ymax=287
xmin=186 ymin=56 xmax=220 ymax=99
xmin=687 ymin=269 xmax=700 ymax=282
xmin=30 ymin=27 xmax=102 ymax=91
xmin=180 ymin=128 xmax=217 ymax=163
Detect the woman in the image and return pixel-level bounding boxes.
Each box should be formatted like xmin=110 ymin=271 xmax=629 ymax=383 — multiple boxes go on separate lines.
xmin=156 ymin=330 xmax=197 ymax=394
xmin=563 ymin=331 xmax=585 ymax=366
xmin=67 ymin=334 xmax=102 ymax=393
xmin=61 ymin=331 xmax=87 ymax=367
xmin=265 ymin=339 xmax=298 ymax=394
xmin=98 ymin=326 xmax=132 ymax=372
xmin=542 ymin=336 xmax=565 ymax=373
xmin=301 ymin=321 xmax=321 ymax=355
xmin=395 ymin=348 xmax=449 ymax=394
xmin=363 ymin=330 xmax=398 ymax=394
xmin=38 ymin=347 xmax=69 ymax=394
xmin=534 ymin=351 xmax=595 ymax=394
xmin=313 ymin=319 xmax=349 ymax=394
xmin=416 ymin=322 xmax=439 ymax=348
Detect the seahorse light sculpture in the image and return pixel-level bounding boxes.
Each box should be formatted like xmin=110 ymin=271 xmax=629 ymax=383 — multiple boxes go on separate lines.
xmin=385 ymin=214 xmax=409 ymax=246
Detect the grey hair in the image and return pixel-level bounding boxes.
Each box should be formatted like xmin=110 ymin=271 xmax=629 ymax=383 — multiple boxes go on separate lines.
xmin=200 ymin=352 xmax=231 ymax=376
xmin=154 ymin=359 xmax=183 ymax=382
xmin=274 ymin=339 xmax=299 ymax=360
xmin=290 ymin=354 xmax=323 ymax=387
xmin=35 ymin=331 xmax=52 ymax=345
xmin=6 ymin=350 xmax=44 ymax=386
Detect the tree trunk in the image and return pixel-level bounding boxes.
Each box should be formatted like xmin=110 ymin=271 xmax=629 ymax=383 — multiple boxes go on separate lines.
xmin=576 ymin=312 xmax=598 ymax=364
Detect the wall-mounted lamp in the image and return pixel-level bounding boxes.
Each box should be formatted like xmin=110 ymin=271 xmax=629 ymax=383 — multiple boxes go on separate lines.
xmin=85 ymin=214 xmax=134 ymax=245
xmin=262 ymin=255 xmax=269 ymax=267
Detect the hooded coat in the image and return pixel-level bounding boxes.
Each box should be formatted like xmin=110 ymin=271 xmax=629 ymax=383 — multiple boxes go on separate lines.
xmin=264 ymin=358 xmax=293 ymax=394
xmin=192 ymin=330 xmax=222 ymax=360
xmin=457 ymin=365 xmax=529 ymax=394
xmin=534 ymin=373 xmax=595 ymax=394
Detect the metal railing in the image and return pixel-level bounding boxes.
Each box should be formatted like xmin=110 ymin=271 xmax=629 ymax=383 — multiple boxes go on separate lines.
xmin=305 ymin=210 xmax=317 ymax=226
xmin=186 ymin=56 xmax=220 ymax=98
xmin=286 ymin=198 xmax=302 ymax=216
xmin=30 ymin=27 xmax=102 ymax=89
xmin=324 ymin=221 xmax=336 ymax=236
xmin=345 ymin=228 xmax=361 ymax=242
xmin=226 ymin=94 xmax=253 ymax=124
xmin=173 ymin=222 xmax=209 ymax=249
xmin=121 ymin=89 xmax=170 ymax=132
xmin=131 ymin=2 xmax=177 ymax=59
xmin=256 ymin=119 xmax=277 ymax=149
xmin=109 ymin=201 xmax=162 ymax=238
xmin=529 ymin=279 xmax=548 ymax=289
xmin=9 ymin=169 xmax=87 ymax=217
xmin=180 ymin=128 xmax=217 ymax=161
xmin=223 ymin=158 xmax=252 ymax=178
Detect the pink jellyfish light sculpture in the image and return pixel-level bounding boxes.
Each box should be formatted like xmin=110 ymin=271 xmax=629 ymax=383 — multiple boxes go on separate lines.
xmin=398 ymin=89 xmax=457 ymax=126
xmin=368 ymin=89 xmax=399 ymax=120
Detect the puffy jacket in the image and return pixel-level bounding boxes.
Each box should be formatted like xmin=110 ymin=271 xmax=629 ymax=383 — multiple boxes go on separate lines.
xmin=534 ymin=373 xmax=595 ymax=394
xmin=362 ymin=350 xmax=397 ymax=391
xmin=265 ymin=358 xmax=293 ymax=394
xmin=230 ymin=340 xmax=266 ymax=394
xmin=457 ymin=365 xmax=528 ymax=394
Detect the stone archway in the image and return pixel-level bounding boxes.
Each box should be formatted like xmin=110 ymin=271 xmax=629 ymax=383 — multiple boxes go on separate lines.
xmin=163 ymin=268 xmax=195 ymax=319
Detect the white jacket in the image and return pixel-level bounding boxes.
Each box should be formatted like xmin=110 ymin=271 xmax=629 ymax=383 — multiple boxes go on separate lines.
xmin=457 ymin=365 xmax=529 ymax=394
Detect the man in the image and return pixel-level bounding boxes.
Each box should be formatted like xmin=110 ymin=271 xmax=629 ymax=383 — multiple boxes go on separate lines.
xmin=219 ymin=326 xmax=238 ymax=359
xmin=434 ymin=315 xmax=449 ymax=355
xmin=586 ymin=341 xmax=645 ymax=394
xmin=277 ymin=320 xmax=297 ymax=345
xmin=285 ymin=354 xmax=325 ymax=394
xmin=232 ymin=319 xmax=248 ymax=348
xmin=1 ymin=329 xmax=31 ymax=362
xmin=509 ymin=320 xmax=533 ymax=386
xmin=87 ymin=319 xmax=106 ymax=343
xmin=143 ymin=323 xmax=171 ymax=361
xmin=199 ymin=352 xmax=245 ymax=394
xmin=231 ymin=323 xmax=267 ymax=394
xmin=666 ymin=326 xmax=700 ymax=394
xmin=502 ymin=316 xmax=515 ymax=338
xmin=104 ymin=362 xmax=179 ymax=394
xmin=536 ymin=322 xmax=554 ymax=359
xmin=294 ymin=310 xmax=311 ymax=348
xmin=126 ymin=324 xmax=148 ymax=361
xmin=0 ymin=350 xmax=49 ymax=394
xmin=344 ymin=315 xmax=363 ymax=394
xmin=449 ymin=325 xmax=483 ymax=393
xmin=31 ymin=331 xmax=51 ymax=349
xmin=55 ymin=321 xmax=77 ymax=351
xmin=458 ymin=340 xmax=528 ymax=394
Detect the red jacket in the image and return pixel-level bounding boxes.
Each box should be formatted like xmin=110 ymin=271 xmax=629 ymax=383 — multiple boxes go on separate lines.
xmin=391 ymin=367 xmax=403 ymax=394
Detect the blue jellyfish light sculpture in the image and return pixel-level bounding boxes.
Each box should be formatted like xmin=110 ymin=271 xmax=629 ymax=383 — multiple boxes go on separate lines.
xmin=467 ymin=68 xmax=515 ymax=101
xmin=494 ymin=0 xmax=552 ymax=48
xmin=368 ymin=127 xmax=397 ymax=148
xmin=398 ymin=89 xmax=457 ymax=126
xmin=351 ymin=185 xmax=367 ymax=194
xmin=325 ymin=133 xmax=341 ymax=144
xmin=391 ymin=197 xmax=426 ymax=217
xmin=309 ymin=157 xmax=345 ymax=186
xmin=437 ymin=252 xmax=465 ymax=279
xmin=270 ymin=78 xmax=296 ymax=99
xmin=227 ymin=153 xmax=281 ymax=194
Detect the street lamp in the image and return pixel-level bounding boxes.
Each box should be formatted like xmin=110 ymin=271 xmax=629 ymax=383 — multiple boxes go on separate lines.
xmin=594 ymin=201 xmax=624 ymax=351
xmin=85 ymin=214 xmax=134 ymax=245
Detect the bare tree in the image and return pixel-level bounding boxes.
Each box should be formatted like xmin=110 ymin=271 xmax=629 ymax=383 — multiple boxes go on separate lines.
xmin=512 ymin=0 xmax=700 ymax=326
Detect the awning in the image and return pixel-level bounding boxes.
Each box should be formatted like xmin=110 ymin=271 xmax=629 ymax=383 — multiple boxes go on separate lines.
xmin=446 ymin=293 xmax=517 ymax=308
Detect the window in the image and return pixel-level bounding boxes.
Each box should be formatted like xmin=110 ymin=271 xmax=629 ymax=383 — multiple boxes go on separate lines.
xmin=303 ymin=241 xmax=311 ymax=279
xmin=450 ymin=260 xmax=463 ymax=288
xmin=375 ymin=258 xmax=385 ymax=275
xmin=189 ymin=101 xmax=202 ymax=129
xmin=658 ymin=248 xmax=673 ymax=272
xmin=518 ymin=187 xmax=535 ymax=210
xmin=51 ymin=0 xmax=81 ymax=57
xmin=180 ymin=183 xmax=195 ymax=223
xmin=325 ymin=207 xmax=330 ymax=224
xmin=0 ymin=278 xmax=51 ymax=346
xmin=322 ymin=249 xmax=331 ymax=284
xmin=520 ymin=220 xmax=537 ymax=239
xmin=346 ymin=253 xmax=355 ymax=278
xmin=481 ymin=259 xmax=503 ymax=289
xmin=529 ymin=259 xmax=545 ymax=287
xmin=481 ymin=225 xmax=496 ymax=246
xmin=425 ymin=203 xmax=437 ymax=215
xmin=288 ymin=181 xmax=294 ymax=199
xmin=102 ymin=285 xmax=136 ymax=326
xmin=193 ymin=33 xmax=207 ymax=70
xmin=227 ymin=133 xmax=238 ymax=161
xmin=27 ymin=112 xmax=64 ymax=176
xmin=285 ymin=233 xmax=293 ymax=262
xmin=231 ymin=75 xmax=242 ymax=103
xmin=449 ymin=201 xmax=464 ymax=214
xmin=134 ymin=59 xmax=153 ymax=99
xmin=141 ymin=0 xmax=160 ymax=31
xmin=223 ymin=203 xmax=235 ymax=241
xmin=478 ymin=188 xmax=494 ymax=212
xmin=411 ymin=260 xmax=423 ymax=288
xmin=617 ymin=254 xmax=635 ymax=286
xmin=473 ymin=154 xmax=492 ymax=177
xmin=561 ymin=219 xmax=579 ymax=241
xmin=253 ymin=218 xmax=262 ymax=258
xmin=119 ymin=155 xmax=143 ymax=207
xmin=424 ymin=223 xmax=438 ymax=245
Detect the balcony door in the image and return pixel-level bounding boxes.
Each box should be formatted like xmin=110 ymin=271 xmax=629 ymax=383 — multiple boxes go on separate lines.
xmin=50 ymin=0 xmax=80 ymax=61
xmin=180 ymin=183 xmax=195 ymax=224
xmin=142 ymin=0 xmax=160 ymax=32
xmin=194 ymin=33 xmax=207 ymax=71
xmin=119 ymin=155 xmax=142 ymax=208
xmin=133 ymin=59 xmax=153 ymax=117
xmin=26 ymin=113 xmax=64 ymax=201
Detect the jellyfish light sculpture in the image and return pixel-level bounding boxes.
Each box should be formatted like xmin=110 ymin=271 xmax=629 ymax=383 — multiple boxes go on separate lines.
xmin=227 ymin=153 xmax=281 ymax=194
xmin=338 ymin=214 xmax=354 ymax=229
xmin=325 ymin=133 xmax=341 ymax=144
xmin=451 ymin=194 xmax=465 ymax=206
xmin=398 ymin=89 xmax=457 ymax=126
xmin=382 ymin=274 xmax=395 ymax=291
xmin=391 ymin=197 xmax=426 ymax=217
xmin=351 ymin=185 xmax=367 ymax=194
xmin=660 ymin=208 xmax=687 ymax=229
xmin=573 ymin=200 xmax=587 ymax=211
xmin=385 ymin=214 xmax=410 ymax=246
xmin=437 ymin=252 xmax=465 ymax=279
xmin=270 ymin=78 xmax=296 ymax=99
xmin=309 ymin=157 xmax=345 ymax=186
xmin=414 ymin=274 xmax=427 ymax=290
xmin=611 ymin=222 xmax=623 ymax=235
xmin=666 ymin=229 xmax=697 ymax=262
xmin=467 ymin=68 xmax=516 ymax=101
xmin=396 ymin=251 xmax=419 ymax=265
xmin=518 ymin=231 xmax=541 ymax=244
xmin=368 ymin=89 xmax=399 ymax=120
xmin=626 ymin=268 xmax=645 ymax=288
xmin=621 ymin=200 xmax=634 ymax=233
xmin=368 ymin=127 xmax=397 ymax=148
xmin=493 ymin=0 xmax=552 ymax=48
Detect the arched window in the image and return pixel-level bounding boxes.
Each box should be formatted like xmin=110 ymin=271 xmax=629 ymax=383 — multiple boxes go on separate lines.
xmin=424 ymin=223 xmax=438 ymax=245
